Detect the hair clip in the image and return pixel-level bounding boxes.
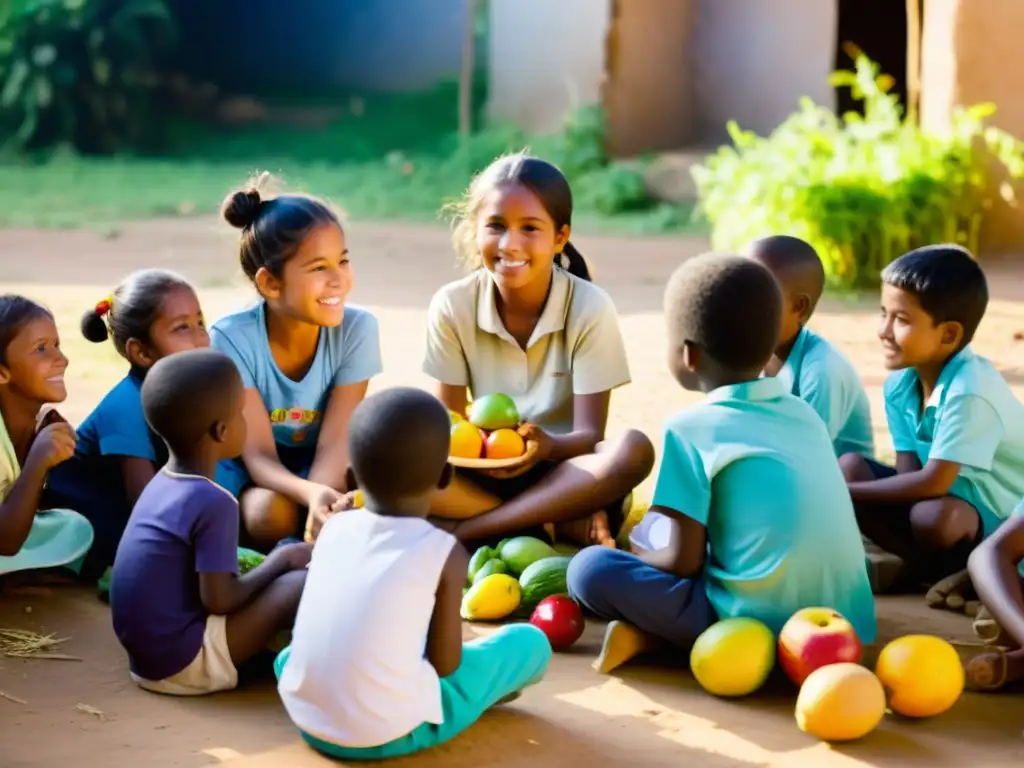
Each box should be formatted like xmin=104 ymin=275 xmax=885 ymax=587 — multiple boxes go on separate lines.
xmin=95 ymin=296 xmax=113 ymax=317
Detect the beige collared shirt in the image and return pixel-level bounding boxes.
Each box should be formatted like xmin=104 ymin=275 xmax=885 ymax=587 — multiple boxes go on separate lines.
xmin=423 ymin=267 xmax=631 ymax=434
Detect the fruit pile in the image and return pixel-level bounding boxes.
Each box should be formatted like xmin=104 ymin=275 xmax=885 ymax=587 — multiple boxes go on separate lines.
xmin=688 ymin=606 xmax=965 ymax=743
xmin=450 ymin=393 xmax=528 ymax=461
xmin=461 ymin=536 xmax=585 ymax=650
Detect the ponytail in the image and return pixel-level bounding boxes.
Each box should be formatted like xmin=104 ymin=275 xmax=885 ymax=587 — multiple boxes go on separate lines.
xmin=560 ymin=241 xmax=592 ymax=282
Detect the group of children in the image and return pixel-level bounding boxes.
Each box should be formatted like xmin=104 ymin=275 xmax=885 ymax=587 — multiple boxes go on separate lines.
xmin=2 ymin=150 xmax=1024 ymax=758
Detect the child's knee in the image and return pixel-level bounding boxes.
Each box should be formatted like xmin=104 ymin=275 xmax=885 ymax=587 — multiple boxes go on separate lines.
xmin=839 ymin=452 xmax=872 ymax=482
xmin=566 ymin=545 xmax=630 ymax=603
xmin=616 ymin=429 xmax=656 ymax=480
xmin=910 ymin=499 xmax=978 ymax=550
xmin=242 ymin=489 xmax=299 ymax=543
xmin=504 ymin=623 xmax=553 ymax=668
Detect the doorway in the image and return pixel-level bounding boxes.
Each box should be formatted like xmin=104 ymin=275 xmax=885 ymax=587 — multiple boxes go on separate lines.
xmin=834 ymin=0 xmax=918 ymax=116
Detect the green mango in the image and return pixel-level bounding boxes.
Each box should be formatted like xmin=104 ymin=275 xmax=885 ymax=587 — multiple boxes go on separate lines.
xmin=472 ymin=558 xmax=508 ymax=584
xmin=467 ymin=546 xmax=497 ymax=583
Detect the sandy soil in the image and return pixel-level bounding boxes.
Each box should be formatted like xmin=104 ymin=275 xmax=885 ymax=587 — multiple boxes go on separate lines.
xmin=1 ymin=219 xmax=1023 ymax=767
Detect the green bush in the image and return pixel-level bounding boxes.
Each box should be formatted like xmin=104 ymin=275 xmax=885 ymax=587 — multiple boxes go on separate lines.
xmin=0 ymin=0 xmax=176 ymax=153
xmin=691 ymin=54 xmax=1024 ymax=290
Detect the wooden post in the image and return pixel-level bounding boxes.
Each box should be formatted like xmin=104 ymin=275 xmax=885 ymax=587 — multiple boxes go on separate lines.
xmin=906 ymin=0 xmax=921 ymax=124
xmin=459 ymin=0 xmax=480 ymax=141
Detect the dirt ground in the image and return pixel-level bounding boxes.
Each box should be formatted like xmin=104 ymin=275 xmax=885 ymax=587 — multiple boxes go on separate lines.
xmin=1 ymin=220 xmax=1024 ymax=767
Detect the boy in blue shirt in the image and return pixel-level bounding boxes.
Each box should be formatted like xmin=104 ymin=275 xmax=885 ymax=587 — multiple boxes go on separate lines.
xmin=842 ymin=245 xmax=1024 ymax=596
xmin=747 ymin=236 xmax=874 ymax=458
xmin=566 ymin=252 xmax=876 ymax=674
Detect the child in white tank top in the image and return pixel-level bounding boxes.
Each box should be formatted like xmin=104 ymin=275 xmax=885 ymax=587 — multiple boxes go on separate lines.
xmin=275 ymin=387 xmax=551 ymax=760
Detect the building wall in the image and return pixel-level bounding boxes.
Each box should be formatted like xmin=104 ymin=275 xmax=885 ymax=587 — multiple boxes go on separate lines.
xmin=691 ymin=0 xmax=838 ymax=145
xmin=486 ymin=0 xmax=612 ymax=134
xmin=920 ymin=0 xmax=1024 ymax=251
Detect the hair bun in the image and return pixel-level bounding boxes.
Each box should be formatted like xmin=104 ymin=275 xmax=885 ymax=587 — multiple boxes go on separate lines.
xmin=221 ymin=188 xmax=262 ymax=229
xmin=80 ymin=309 xmax=110 ymax=343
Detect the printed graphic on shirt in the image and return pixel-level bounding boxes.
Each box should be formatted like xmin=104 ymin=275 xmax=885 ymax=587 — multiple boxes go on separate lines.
xmin=269 ymin=408 xmax=322 ymax=443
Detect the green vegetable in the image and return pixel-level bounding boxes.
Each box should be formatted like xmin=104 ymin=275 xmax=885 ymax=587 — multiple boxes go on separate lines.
xmin=690 ymin=51 xmax=1024 ymax=291
xmin=237 ymin=547 xmax=265 ymax=575
xmin=467 ymin=546 xmax=497 ymax=583
xmin=518 ymin=556 xmax=573 ymax=611
xmin=498 ymin=536 xmax=559 ymax=576
xmin=472 ymin=558 xmax=508 ymax=584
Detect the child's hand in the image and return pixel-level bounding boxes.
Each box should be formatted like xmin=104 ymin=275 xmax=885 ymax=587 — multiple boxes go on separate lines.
xmin=272 ymin=541 xmax=314 ymax=571
xmin=28 ymin=422 xmax=76 ymax=470
xmin=517 ymin=423 xmax=553 ymax=461
xmin=304 ymin=484 xmax=350 ymax=541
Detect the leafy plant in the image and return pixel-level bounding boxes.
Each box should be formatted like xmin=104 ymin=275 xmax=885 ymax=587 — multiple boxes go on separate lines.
xmin=0 ymin=0 xmax=176 ymax=153
xmin=691 ymin=53 xmax=1024 ymax=290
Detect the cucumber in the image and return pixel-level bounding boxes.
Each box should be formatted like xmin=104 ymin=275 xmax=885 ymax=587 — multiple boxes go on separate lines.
xmin=472 ymin=558 xmax=508 ymax=584
xmin=467 ymin=546 xmax=497 ymax=583
xmin=518 ymin=555 xmax=573 ymax=611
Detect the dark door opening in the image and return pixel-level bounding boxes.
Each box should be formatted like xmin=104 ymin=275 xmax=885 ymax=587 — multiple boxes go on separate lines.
xmin=834 ymin=0 xmax=918 ymax=116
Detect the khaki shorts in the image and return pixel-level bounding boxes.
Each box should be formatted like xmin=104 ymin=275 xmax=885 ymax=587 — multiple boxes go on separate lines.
xmin=131 ymin=615 xmax=238 ymax=696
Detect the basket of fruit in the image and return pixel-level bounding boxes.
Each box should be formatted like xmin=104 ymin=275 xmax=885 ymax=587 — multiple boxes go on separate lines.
xmin=448 ymin=393 xmax=538 ymax=470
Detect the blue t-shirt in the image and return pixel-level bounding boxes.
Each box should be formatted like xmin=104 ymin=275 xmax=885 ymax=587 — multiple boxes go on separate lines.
xmin=651 ymin=376 xmax=877 ymax=644
xmin=110 ymin=470 xmax=240 ymax=681
xmin=47 ymin=373 xmax=165 ymax=511
xmin=776 ymin=327 xmax=875 ymax=459
xmin=884 ymin=346 xmax=1024 ymax=537
xmin=210 ymin=302 xmax=382 ymax=449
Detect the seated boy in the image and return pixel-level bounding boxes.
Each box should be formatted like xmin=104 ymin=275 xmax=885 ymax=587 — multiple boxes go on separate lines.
xmin=965 ymin=501 xmax=1024 ymax=690
xmin=566 ymin=252 xmax=877 ymax=674
xmin=746 ymin=235 xmax=874 ymax=458
xmin=841 ymin=245 xmax=1024 ymax=595
xmin=276 ymin=387 xmax=551 ymax=760
xmin=111 ymin=349 xmax=311 ymax=696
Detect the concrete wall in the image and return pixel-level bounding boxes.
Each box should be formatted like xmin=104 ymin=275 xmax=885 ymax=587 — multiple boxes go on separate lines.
xmin=691 ymin=0 xmax=838 ymax=145
xmin=920 ymin=0 xmax=1024 ymax=252
xmin=487 ymin=0 xmax=612 ymax=134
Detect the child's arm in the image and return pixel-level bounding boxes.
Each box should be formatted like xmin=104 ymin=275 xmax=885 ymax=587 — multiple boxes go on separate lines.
xmin=639 ymin=508 xmax=706 ymax=578
xmin=531 ymin=392 xmax=610 ymax=461
xmin=120 ymin=457 xmax=156 ymax=508
xmin=426 ymin=542 xmax=469 ymax=678
xmin=200 ymin=542 xmax=312 ymax=616
xmin=849 ymin=394 xmax=1002 ymax=504
xmin=0 ymin=423 xmax=75 ymax=556
xmin=968 ymin=512 xmax=1024 ymax=647
xmin=307 ymin=381 xmax=370 ymax=493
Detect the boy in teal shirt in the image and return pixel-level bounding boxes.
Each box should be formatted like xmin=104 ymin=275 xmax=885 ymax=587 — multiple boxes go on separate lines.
xmin=747 ymin=236 xmax=874 ymax=458
xmin=566 ymin=252 xmax=876 ymax=674
xmin=842 ymin=245 xmax=1024 ymax=594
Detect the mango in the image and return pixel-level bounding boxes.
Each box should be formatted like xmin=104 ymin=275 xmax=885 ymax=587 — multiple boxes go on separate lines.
xmin=461 ymin=573 xmax=521 ymax=621
xmin=469 ymin=393 xmax=519 ymax=431
xmin=690 ymin=617 xmax=775 ymax=697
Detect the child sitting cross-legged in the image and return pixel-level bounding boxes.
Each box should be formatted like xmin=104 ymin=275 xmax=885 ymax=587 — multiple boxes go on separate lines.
xmin=566 ymin=252 xmax=877 ymax=674
xmin=111 ymin=348 xmax=311 ymax=696
xmin=276 ymin=386 xmax=551 ymax=761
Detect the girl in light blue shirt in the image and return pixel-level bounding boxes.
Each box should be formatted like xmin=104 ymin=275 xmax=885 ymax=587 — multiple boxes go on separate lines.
xmin=211 ymin=176 xmax=382 ymax=551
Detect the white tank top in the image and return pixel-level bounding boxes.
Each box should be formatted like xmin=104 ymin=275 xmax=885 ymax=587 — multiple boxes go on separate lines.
xmin=277 ymin=508 xmax=457 ymax=747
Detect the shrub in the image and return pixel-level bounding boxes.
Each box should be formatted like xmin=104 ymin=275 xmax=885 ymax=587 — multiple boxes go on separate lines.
xmin=0 ymin=0 xmax=176 ymax=153
xmin=690 ymin=53 xmax=1024 ymax=290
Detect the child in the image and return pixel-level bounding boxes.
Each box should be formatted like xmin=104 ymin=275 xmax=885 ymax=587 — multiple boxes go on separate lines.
xmin=211 ymin=174 xmax=382 ymax=550
xmin=47 ymin=269 xmax=209 ymax=581
xmin=746 ymin=235 xmax=874 ymax=458
xmin=964 ymin=501 xmax=1024 ymax=690
xmin=423 ymin=153 xmax=655 ymax=548
xmin=276 ymin=386 xmax=550 ymax=760
xmin=110 ymin=348 xmax=310 ymax=696
xmin=566 ymin=252 xmax=877 ymax=674
xmin=841 ymin=245 xmax=1024 ymax=594
xmin=0 ymin=295 xmax=93 ymax=577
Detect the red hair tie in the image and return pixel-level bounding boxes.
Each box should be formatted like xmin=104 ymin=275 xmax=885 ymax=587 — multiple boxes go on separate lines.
xmin=95 ymin=298 xmax=112 ymax=317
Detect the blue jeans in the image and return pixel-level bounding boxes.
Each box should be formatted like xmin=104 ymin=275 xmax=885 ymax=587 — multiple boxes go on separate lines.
xmin=274 ymin=623 xmax=552 ymax=761
xmin=567 ymin=546 xmax=716 ymax=645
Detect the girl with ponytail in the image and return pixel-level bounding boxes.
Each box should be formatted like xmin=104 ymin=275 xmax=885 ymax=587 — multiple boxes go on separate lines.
xmin=47 ymin=269 xmax=209 ymax=582
xmin=423 ymin=152 xmax=655 ymax=548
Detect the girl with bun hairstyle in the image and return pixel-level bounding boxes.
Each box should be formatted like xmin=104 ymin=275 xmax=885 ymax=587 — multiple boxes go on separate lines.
xmin=46 ymin=269 xmax=209 ymax=581
xmin=211 ymin=174 xmax=382 ymax=551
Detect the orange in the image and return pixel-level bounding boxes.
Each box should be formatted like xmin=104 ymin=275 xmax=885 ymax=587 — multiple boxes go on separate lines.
xmin=795 ymin=663 xmax=886 ymax=742
xmin=484 ymin=428 xmax=525 ymax=460
xmin=875 ymin=634 xmax=964 ymax=718
xmin=450 ymin=421 xmax=484 ymax=459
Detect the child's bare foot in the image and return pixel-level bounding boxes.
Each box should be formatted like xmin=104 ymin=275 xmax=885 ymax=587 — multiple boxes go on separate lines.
xmin=556 ymin=513 xmax=616 ymax=548
xmin=925 ymin=569 xmax=977 ymax=614
xmin=593 ymin=620 xmax=662 ymax=674
xmin=965 ymin=647 xmax=1024 ymax=691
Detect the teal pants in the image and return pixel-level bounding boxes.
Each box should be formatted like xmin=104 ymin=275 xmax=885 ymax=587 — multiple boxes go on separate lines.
xmin=274 ymin=623 xmax=552 ymax=761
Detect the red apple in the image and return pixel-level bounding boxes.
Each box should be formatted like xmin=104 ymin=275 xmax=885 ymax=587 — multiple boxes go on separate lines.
xmin=778 ymin=607 xmax=863 ymax=687
xmin=529 ymin=596 xmax=585 ymax=651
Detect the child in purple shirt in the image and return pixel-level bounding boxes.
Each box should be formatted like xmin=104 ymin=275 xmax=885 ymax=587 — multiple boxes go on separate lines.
xmin=111 ymin=348 xmax=312 ymax=696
